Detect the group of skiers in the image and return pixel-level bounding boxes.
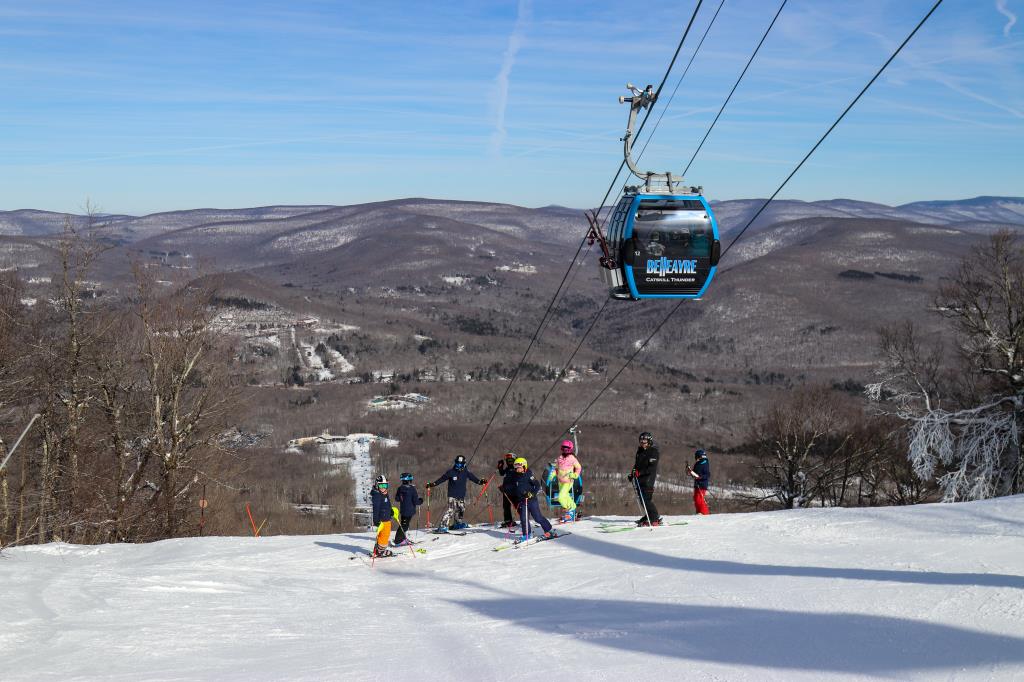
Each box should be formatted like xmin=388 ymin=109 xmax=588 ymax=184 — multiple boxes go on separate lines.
xmin=367 ymin=432 xmax=709 ymax=558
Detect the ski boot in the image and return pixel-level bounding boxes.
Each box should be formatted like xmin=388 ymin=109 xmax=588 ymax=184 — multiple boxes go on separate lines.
xmin=498 ymin=520 xmax=517 ymax=530
xmin=372 ymin=544 xmax=394 ymax=558
xmin=561 ymin=510 xmax=576 ymax=523
xmin=452 ymin=521 xmax=469 ymax=530
xmin=433 ymin=526 xmax=449 ymax=534
xmin=543 ymin=530 xmax=557 ymax=540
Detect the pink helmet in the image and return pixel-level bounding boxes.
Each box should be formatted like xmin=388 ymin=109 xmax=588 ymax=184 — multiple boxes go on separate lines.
xmin=560 ymin=440 xmax=575 ymax=453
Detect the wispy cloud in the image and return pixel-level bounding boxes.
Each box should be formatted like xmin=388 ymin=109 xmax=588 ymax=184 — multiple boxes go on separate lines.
xmin=996 ymin=0 xmax=1017 ymax=36
xmin=490 ymin=0 xmax=532 ymax=156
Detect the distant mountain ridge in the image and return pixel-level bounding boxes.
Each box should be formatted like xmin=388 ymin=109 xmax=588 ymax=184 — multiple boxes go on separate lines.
xmin=2 ymin=196 xmax=1021 ymax=239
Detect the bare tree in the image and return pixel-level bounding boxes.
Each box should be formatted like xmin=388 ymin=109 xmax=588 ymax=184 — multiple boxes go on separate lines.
xmin=867 ymin=231 xmax=1024 ymax=501
xmin=132 ymin=268 xmax=238 ymax=538
xmin=745 ymin=386 xmax=851 ymax=509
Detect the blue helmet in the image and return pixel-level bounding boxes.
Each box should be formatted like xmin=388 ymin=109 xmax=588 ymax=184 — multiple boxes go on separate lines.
xmin=400 ymin=472 xmax=414 ymax=482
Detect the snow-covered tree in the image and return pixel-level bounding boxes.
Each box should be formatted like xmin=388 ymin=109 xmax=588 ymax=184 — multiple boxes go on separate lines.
xmin=867 ymin=231 xmax=1024 ymax=501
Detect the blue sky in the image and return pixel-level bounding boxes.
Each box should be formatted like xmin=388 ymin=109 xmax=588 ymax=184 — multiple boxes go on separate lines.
xmin=1 ymin=0 xmax=1021 ymax=214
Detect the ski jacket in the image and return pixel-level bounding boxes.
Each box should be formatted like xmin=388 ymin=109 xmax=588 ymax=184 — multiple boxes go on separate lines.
xmin=500 ymin=468 xmax=542 ymax=505
xmin=370 ymin=488 xmax=392 ymax=526
xmin=499 ymin=462 xmax=518 ymax=492
xmin=395 ymin=483 xmax=423 ymax=517
xmin=552 ymin=453 xmax=582 ymax=485
xmin=692 ymin=456 xmax=710 ymax=490
xmin=633 ymin=445 xmax=660 ymax=490
xmin=430 ymin=467 xmax=482 ymax=500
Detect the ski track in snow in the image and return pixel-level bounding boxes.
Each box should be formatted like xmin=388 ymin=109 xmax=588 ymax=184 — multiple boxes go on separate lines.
xmin=2 ymin=497 xmax=1024 ymax=681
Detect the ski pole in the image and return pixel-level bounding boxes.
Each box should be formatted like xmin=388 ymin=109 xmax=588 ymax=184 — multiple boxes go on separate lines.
xmin=426 ymin=486 xmax=431 ymax=529
xmin=399 ymin=527 xmax=416 ymax=559
xmin=632 ymin=476 xmax=654 ymax=531
xmin=499 ymin=488 xmax=522 ymax=539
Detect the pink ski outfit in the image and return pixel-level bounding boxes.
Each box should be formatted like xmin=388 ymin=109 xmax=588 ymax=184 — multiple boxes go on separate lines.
xmin=553 ymin=453 xmax=582 ymax=516
xmin=554 ymin=453 xmax=582 ymax=484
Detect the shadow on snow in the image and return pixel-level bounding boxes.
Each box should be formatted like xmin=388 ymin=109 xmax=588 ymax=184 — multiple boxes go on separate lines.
xmin=566 ymin=532 xmax=1024 ymax=589
xmin=314 ymin=539 xmax=364 ymax=554
xmin=454 ymin=595 xmax=1024 ymax=673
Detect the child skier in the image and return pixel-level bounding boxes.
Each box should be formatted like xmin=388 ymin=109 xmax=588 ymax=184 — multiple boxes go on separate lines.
xmin=549 ymin=440 xmax=582 ymax=523
xmin=500 ymin=457 xmax=554 ymax=542
xmin=496 ymin=452 xmax=518 ymax=529
xmin=688 ymin=449 xmax=711 ymax=515
xmin=393 ymin=472 xmax=423 ymax=545
xmin=425 ymin=455 xmax=485 ymax=532
xmin=370 ymin=475 xmax=394 ymax=557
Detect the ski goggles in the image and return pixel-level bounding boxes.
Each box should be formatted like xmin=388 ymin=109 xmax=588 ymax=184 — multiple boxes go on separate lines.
xmin=560 ymin=445 xmax=573 ymax=452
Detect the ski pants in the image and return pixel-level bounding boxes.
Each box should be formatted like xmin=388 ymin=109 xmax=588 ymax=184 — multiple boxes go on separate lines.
xmin=501 ymin=494 xmax=514 ymax=524
xmin=375 ymin=521 xmax=391 ymax=549
xmin=518 ymin=497 xmax=552 ymax=536
xmin=638 ymin=486 xmax=660 ymax=522
xmin=557 ymin=481 xmax=577 ymax=512
xmin=393 ymin=515 xmax=413 ymax=545
xmin=438 ymin=497 xmax=466 ymax=528
xmin=694 ymin=488 xmax=710 ymax=515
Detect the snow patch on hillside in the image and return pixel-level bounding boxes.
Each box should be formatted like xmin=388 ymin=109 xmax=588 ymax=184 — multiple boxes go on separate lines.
xmin=496 ymin=262 xmax=537 ymax=274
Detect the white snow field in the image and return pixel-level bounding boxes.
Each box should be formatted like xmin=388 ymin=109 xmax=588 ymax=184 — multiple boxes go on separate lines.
xmin=2 ymin=497 xmax=1023 ymax=681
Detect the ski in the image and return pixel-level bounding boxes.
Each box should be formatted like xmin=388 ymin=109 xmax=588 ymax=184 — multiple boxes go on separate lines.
xmin=597 ymin=521 xmax=688 ymax=533
xmin=493 ymin=531 xmax=571 ymax=552
xmin=349 ymin=546 xmax=420 ymax=562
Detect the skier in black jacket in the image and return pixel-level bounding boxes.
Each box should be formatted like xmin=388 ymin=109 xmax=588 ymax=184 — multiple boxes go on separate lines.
xmin=393 ymin=473 xmax=423 ymax=545
xmin=499 ymin=456 xmax=553 ymax=541
xmin=496 ymin=452 xmax=518 ymax=529
xmin=628 ymin=431 xmax=662 ymax=526
xmin=425 ymin=455 xmax=485 ymax=532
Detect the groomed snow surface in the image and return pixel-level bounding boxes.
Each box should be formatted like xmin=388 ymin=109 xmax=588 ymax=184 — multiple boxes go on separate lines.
xmin=3 ymin=497 xmax=1023 ymax=681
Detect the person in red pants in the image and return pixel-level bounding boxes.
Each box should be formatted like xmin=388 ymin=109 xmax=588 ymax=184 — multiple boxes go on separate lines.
xmin=688 ymin=449 xmax=711 ymax=515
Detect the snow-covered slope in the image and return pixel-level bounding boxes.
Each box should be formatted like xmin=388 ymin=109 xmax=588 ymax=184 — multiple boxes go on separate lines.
xmin=3 ymin=498 xmax=1023 ymax=681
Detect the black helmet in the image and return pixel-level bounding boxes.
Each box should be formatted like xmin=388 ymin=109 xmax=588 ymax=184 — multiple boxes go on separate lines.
xmin=695 ymin=449 xmax=706 ymax=459
xmin=639 ymin=431 xmax=654 ymax=444
xmin=454 ymin=455 xmax=467 ymax=469
xmin=400 ymin=472 xmax=413 ymax=482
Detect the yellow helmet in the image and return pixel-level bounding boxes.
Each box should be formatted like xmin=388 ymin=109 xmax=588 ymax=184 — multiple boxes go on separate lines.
xmin=513 ymin=457 xmax=528 ymax=469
